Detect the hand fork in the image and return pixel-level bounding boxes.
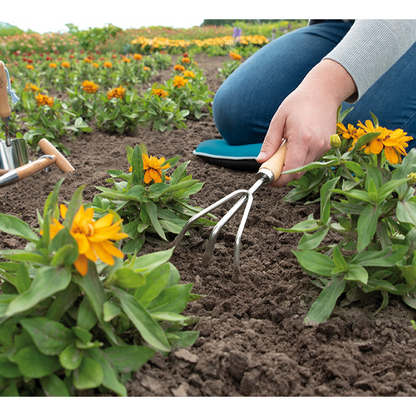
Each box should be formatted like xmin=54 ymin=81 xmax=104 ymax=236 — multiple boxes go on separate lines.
xmin=171 ymin=141 xmax=287 ymax=275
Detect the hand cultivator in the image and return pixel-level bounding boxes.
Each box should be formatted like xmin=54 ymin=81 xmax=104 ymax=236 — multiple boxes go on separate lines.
xmin=172 ymin=141 xmax=287 ymax=275
xmin=0 ymin=61 xmax=74 ymax=187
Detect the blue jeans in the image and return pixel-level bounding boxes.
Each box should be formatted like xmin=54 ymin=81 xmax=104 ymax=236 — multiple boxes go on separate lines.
xmin=213 ymin=21 xmax=416 ymax=150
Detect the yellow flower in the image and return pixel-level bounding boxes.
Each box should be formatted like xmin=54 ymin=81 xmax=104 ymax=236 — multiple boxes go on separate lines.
xmin=81 ymin=80 xmax=99 ymax=94
xmin=173 ymin=75 xmax=188 ymax=88
xmin=24 ymin=82 xmax=39 ymax=92
xmin=107 ymin=85 xmax=126 ymax=100
xmin=133 ymin=53 xmax=142 ymax=60
xmin=48 ymin=204 xmax=128 ymax=276
xmin=383 ymin=128 xmax=413 ymax=164
xmin=92 ymin=62 xmax=99 ymax=68
xmin=143 ymin=154 xmax=171 ymax=184
xmin=103 ymin=61 xmax=113 ymax=68
xmin=61 ymin=61 xmax=70 ymax=68
xmin=26 ymin=64 xmax=34 ymax=70
xmin=48 ymin=62 xmax=57 ymax=68
xmin=35 ymin=93 xmax=54 ymax=107
xmin=152 ymin=88 xmax=169 ymax=98
xmin=174 ymin=64 xmax=185 ymax=71
xmin=183 ymin=70 xmax=195 ymax=78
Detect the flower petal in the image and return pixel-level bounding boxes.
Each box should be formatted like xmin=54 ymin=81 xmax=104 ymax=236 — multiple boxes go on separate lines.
xmin=92 ymin=242 xmax=115 ymax=265
xmin=74 ymin=254 xmax=89 ymax=276
xmin=72 ymin=232 xmax=90 ymax=254
xmin=100 ymin=240 xmax=125 ymax=258
xmin=94 ymin=213 xmax=114 ymax=230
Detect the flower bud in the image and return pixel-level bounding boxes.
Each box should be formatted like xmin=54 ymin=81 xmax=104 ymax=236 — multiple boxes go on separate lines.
xmin=407 ymin=172 xmax=416 ymax=185
xmin=330 ymin=134 xmax=341 ymax=148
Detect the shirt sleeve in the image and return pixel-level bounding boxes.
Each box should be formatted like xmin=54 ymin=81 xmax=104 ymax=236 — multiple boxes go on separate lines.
xmin=322 ymin=20 xmax=416 ymax=103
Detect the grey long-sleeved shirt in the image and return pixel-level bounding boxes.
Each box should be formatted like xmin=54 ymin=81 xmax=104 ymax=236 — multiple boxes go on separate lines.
xmin=310 ymin=20 xmax=416 ymax=102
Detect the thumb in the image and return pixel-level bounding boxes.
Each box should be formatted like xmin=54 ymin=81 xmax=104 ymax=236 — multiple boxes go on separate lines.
xmin=256 ymin=116 xmax=284 ymax=163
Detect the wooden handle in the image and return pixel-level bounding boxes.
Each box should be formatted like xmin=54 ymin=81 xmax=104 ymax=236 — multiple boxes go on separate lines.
xmin=38 ymin=138 xmax=75 ymax=172
xmin=0 ymin=168 xmax=8 ymax=176
xmin=0 ymin=61 xmax=11 ymax=118
xmin=258 ymin=140 xmax=287 ymax=182
xmin=15 ymin=156 xmax=56 ymax=181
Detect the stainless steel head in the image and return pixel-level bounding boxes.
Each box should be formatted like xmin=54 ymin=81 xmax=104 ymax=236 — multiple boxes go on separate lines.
xmin=0 ymin=138 xmax=29 ymax=170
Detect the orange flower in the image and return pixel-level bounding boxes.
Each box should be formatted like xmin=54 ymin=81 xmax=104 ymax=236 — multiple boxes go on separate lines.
xmin=142 ymin=154 xmax=171 ymax=184
xmin=107 ymin=85 xmax=126 ymax=100
xmin=61 ymin=61 xmax=70 ymax=68
xmin=122 ymin=56 xmax=131 ymax=63
xmin=183 ymin=70 xmax=195 ymax=78
xmin=229 ymin=52 xmax=242 ymax=61
xmin=24 ymin=82 xmax=39 ymax=92
xmin=48 ymin=204 xmax=128 ymax=276
xmin=174 ymin=64 xmax=185 ymax=71
xmin=103 ymin=61 xmax=113 ymax=68
xmin=49 ymin=62 xmax=57 ymax=68
xmin=92 ymin=62 xmax=99 ymax=68
xmin=84 ymin=57 xmax=93 ymax=64
xmin=152 ymin=88 xmax=169 ymax=98
xmin=173 ymin=75 xmax=188 ymax=88
xmin=35 ymin=93 xmax=54 ymax=107
xmin=143 ymin=66 xmax=150 ymax=71
xmin=26 ymin=64 xmax=34 ymax=70
xmin=81 ymin=80 xmax=99 ymax=94
xmin=133 ymin=53 xmax=142 ymax=60
xmin=182 ymin=57 xmax=190 ymax=64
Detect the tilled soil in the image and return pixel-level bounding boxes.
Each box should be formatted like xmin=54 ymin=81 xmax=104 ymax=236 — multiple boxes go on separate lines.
xmin=1 ymin=53 xmax=416 ymax=397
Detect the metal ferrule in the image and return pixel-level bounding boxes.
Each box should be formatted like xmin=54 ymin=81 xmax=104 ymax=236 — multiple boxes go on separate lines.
xmin=254 ymin=168 xmax=275 ymax=187
xmin=0 ymin=169 xmax=18 ymax=187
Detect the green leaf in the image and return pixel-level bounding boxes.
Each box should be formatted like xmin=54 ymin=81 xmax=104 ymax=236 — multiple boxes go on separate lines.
xmin=397 ymin=200 xmax=416 ymax=226
xmin=0 ymin=250 xmax=49 ymax=265
xmin=6 ymin=266 xmax=71 ymax=316
xmin=76 ymin=296 xmax=97 ymax=331
xmin=113 ymin=287 xmax=171 ymax=352
xmin=40 ymin=373 xmax=70 ymax=397
xmin=73 ymin=267 xmax=120 ymax=346
xmin=104 ymin=345 xmax=155 ymax=373
xmin=344 ymin=264 xmax=368 ymax=284
xmin=292 ymin=251 xmax=335 ymax=277
xmin=9 ymin=345 xmax=61 ymax=378
xmin=73 ymin=357 xmax=104 ymax=390
xmin=134 ymin=263 xmax=171 ymax=307
xmin=274 ymin=219 xmax=322 ymax=233
xmin=298 ymin=227 xmax=330 ymax=251
xmin=72 ymin=326 xmax=93 ymax=344
xmin=145 ymin=201 xmax=166 ymax=240
xmin=377 ymin=178 xmax=410 ymax=204
xmin=0 ymin=355 xmax=22 ymax=378
xmin=62 ymin=185 xmax=85 ymax=230
xmin=59 ymin=344 xmax=83 ymax=370
xmin=332 ymin=189 xmax=373 ymax=203
xmin=168 ymin=331 xmax=200 ymax=349
xmin=46 ymin=282 xmax=80 ymax=321
xmin=332 ymin=246 xmax=348 ymax=273
xmin=49 ymin=228 xmax=79 ymax=266
xmin=357 ymin=204 xmax=381 ymax=252
xmin=147 ymin=284 xmax=193 ymax=314
xmin=304 ymin=277 xmax=346 ymax=324
xmin=87 ymin=348 xmax=127 ymax=397
xmin=320 ymin=177 xmax=339 ymax=225
xmin=0 ymin=213 xmax=40 ymax=242
xmin=131 ymin=247 xmax=173 ymax=273
xmin=103 ymin=301 xmax=123 ymax=322
xmin=21 ymin=318 xmax=75 ymax=356
xmin=15 ymin=262 xmax=31 ymax=294
xmin=114 ymin=267 xmax=146 ymax=289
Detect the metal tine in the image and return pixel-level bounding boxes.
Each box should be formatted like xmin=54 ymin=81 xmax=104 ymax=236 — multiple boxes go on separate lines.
xmin=201 ymin=190 xmax=251 ymax=267
xmin=171 ymin=188 xmax=252 ymax=255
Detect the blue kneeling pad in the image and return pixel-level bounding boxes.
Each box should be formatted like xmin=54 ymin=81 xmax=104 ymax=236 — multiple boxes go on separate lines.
xmin=193 ymin=139 xmax=262 ymax=171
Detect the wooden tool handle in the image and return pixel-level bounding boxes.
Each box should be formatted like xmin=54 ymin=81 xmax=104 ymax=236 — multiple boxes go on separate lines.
xmin=38 ymin=138 xmax=75 ymax=172
xmin=258 ymin=140 xmax=287 ymax=182
xmin=15 ymin=156 xmax=56 ymax=181
xmin=0 ymin=168 xmax=8 ymax=176
xmin=0 ymin=61 xmax=11 ymax=118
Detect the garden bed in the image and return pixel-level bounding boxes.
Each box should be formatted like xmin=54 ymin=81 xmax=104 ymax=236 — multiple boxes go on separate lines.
xmin=1 ymin=54 xmax=416 ymax=397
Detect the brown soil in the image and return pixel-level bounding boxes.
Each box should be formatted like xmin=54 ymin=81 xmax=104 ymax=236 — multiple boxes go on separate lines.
xmin=1 ymin=54 xmax=416 ymax=397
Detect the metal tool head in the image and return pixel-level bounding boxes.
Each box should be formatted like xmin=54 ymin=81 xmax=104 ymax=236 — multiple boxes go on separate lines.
xmin=0 ymin=137 xmax=29 ymax=170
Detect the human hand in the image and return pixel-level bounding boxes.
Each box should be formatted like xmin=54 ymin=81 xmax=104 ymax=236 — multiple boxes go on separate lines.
xmin=256 ymin=60 xmax=357 ymax=187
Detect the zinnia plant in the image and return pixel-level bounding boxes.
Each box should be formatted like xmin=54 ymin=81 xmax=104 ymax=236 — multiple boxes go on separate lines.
xmin=277 ymin=110 xmax=416 ymax=324
xmin=0 ymin=180 xmax=201 ymax=396
xmin=94 ymin=143 xmax=215 ymax=253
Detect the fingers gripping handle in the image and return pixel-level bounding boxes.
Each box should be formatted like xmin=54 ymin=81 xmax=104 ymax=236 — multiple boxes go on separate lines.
xmin=0 ymin=61 xmax=11 ymax=118
xmin=256 ymin=141 xmax=287 ymax=186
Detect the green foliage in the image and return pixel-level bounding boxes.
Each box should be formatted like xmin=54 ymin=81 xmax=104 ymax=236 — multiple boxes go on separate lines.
xmin=0 ymin=180 xmax=200 ymax=396
xmin=276 ymin=112 xmax=416 ymax=324
xmin=66 ymin=23 xmax=122 ymax=51
xmin=93 ymin=143 xmax=215 ymax=253
xmin=217 ymin=59 xmax=241 ymax=81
